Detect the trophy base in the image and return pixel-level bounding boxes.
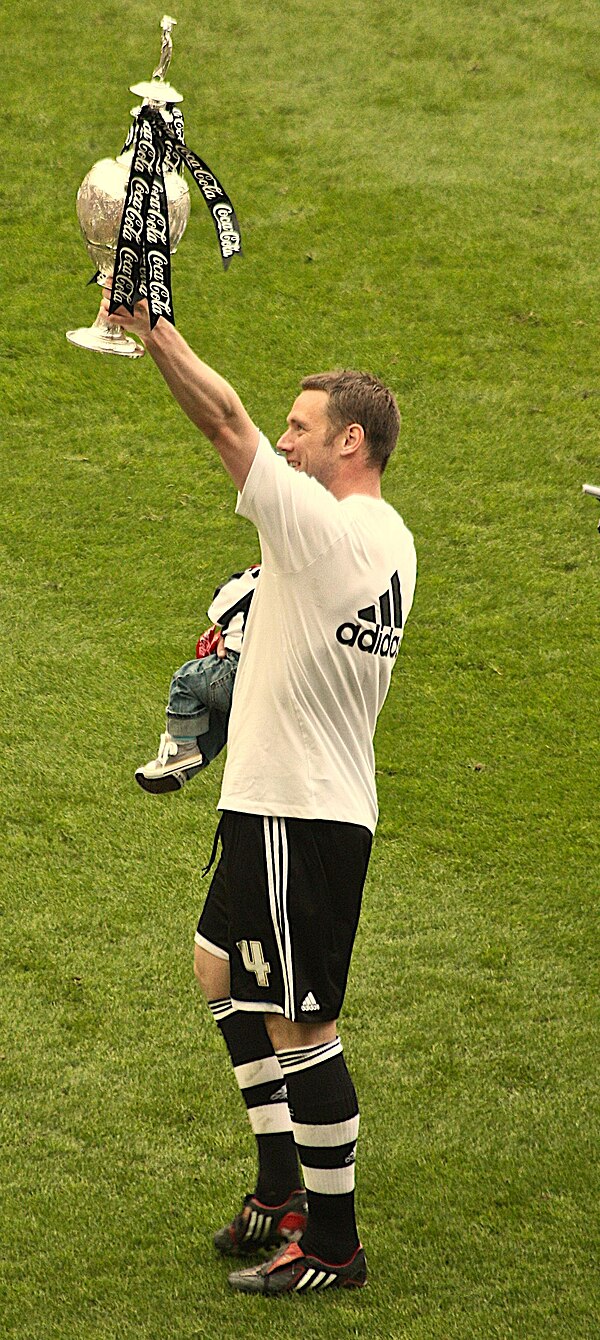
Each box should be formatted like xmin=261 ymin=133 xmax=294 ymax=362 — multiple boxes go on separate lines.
xmin=66 ymin=324 xmax=145 ymax=359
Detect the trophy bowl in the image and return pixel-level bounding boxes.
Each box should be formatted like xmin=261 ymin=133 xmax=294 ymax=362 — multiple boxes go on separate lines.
xmin=66 ymin=149 xmax=190 ymax=358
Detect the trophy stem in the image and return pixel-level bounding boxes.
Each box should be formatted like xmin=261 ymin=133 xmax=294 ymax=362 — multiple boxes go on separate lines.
xmin=66 ymin=275 xmax=145 ymax=358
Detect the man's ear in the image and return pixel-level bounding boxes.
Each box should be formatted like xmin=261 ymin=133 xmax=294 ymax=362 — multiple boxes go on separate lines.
xmin=339 ymin=423 xmax=365 ymax=457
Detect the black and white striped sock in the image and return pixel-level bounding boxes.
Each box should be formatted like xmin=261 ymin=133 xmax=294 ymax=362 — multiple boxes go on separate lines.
xmin=277 ymin=1037 xmax=360 ymax=1264
xmin=208 ymin=998 xmax=300 ymax=1205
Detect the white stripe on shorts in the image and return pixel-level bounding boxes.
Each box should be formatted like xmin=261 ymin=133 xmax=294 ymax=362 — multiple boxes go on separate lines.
xmin=230 ymin=997 xmax=284 ymax=1015
xmin=194 ymin=931 xmax=229 ymax=961
xmin=278 ymin=819 xmax=295 ymax=1018
xmin=263 ymin=817 xmax=295 ymax=1019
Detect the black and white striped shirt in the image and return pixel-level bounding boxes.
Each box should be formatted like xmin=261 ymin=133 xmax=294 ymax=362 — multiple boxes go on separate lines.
xmin=207 ymin=565 xmax=260 ymax=653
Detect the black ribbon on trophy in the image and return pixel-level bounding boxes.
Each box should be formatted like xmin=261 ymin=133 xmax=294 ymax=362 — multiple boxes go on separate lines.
xmin=109 ymin=103 xmax=242 ymax=329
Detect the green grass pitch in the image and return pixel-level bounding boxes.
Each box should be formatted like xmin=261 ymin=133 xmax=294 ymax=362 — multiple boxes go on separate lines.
xmin=1 ymin=1 xmax=599 ymax=1336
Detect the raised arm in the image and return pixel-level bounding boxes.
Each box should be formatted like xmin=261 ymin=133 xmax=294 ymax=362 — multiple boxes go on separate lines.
xmin=101 ymin=293 xmax=260 ymax=491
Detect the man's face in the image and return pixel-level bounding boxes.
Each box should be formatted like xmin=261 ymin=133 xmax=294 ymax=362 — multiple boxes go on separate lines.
xmin=276 ymin=390 xmax=340 ymax=488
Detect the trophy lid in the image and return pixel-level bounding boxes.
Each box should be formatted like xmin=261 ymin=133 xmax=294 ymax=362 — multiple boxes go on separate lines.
xmin=130 ymin=15 xmax=182 ymax=104
xmin=129 ymin=79 xmax=183 ymax=104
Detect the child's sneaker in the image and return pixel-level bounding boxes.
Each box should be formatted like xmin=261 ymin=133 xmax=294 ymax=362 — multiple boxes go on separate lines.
xmin=135 ymin=732 xmax=204 ymax=794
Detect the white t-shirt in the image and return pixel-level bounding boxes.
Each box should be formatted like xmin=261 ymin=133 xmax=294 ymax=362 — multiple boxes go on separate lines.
xmin=218 ymin=433 xmax=416 ymax=833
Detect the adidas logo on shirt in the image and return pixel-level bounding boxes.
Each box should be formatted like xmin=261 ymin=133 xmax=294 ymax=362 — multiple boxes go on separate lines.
xmin=301 ymin=992 xmax=321 ymax=1013
xmin=336 ymin=571 xmax=404 ymax=658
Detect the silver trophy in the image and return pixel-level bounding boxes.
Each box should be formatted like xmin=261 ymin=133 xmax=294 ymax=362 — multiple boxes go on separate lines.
xmin=66 ymin=16 xmax=190 ymax=358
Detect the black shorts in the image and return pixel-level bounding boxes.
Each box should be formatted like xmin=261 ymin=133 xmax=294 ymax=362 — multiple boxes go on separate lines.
xmin=195 ymin=811 xmax=372 ymax=1022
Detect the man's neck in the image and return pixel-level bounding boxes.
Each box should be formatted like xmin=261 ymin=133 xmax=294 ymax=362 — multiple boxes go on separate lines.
xmin=332 ymin=474 xmax=382 ymax=501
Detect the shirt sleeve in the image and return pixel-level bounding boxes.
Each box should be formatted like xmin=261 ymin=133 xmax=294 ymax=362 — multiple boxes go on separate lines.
xmin=235 ymin=433 xmax=351 ymax=573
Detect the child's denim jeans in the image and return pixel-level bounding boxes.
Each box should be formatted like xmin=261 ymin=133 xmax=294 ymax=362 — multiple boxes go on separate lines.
xmin=167 ymin=650 xmax=240 ymax=764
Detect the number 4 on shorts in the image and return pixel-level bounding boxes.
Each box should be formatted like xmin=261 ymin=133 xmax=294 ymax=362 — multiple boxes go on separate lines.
xmin=236 ymin=939 xmax=271 ymax=987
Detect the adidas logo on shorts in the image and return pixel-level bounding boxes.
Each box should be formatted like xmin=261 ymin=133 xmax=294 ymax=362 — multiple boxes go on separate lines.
xmin=300 ymin=992 xmax=320 ymax=1013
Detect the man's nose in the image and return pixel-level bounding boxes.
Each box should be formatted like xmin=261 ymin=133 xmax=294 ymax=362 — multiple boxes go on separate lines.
xmin=277 ymin=430 xmax=291 ymax=452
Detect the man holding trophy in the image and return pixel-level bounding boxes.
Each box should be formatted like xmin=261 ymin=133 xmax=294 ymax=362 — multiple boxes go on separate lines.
xmin=103 ymin=284 xmax=417 ymax=1294
xmin=73 ymin=13 xmax=417 ymax=1299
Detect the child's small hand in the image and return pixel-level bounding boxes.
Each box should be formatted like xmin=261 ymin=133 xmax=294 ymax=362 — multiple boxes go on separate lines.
xmin=216 ymin=634 xmax=227 ymax=659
